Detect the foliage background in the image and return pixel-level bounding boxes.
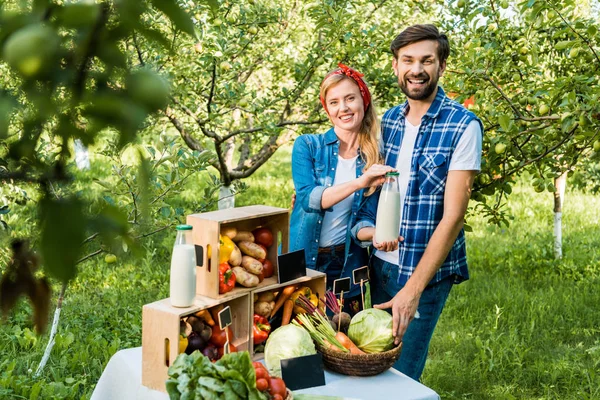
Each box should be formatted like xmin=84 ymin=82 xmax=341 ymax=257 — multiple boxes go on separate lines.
xmin=1 ymin=0 xmax=600 ymax=398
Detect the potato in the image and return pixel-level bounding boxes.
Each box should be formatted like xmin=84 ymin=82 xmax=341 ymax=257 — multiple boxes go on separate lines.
xmin=238 ymin=241 xmax=267 ymax=260
xmin=257 ymin=291 xmax=275 ymax=303
xmin=229 ymin=245 xmax=242 ymax=266
xmin=254 ymin=301 xmax=272 ymax=317
xmin=220 ymin=226 xmax=237 ymax=239
xmin=241 ymin=255 xmax=264 ymax=275
xmin=232 ymin=266 xmax=259 ymax=287
xmin=232 ymin=231 xmax=254 ymax=242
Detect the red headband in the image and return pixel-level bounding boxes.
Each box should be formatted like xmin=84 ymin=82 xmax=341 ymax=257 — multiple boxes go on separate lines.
xmin=320 ymin=63 xmax=372 ymax=114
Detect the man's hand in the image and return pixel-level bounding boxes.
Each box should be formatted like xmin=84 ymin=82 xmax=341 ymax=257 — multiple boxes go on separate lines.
xmin=374 ymin=287 xmax=421 ymax=345
xmin=290 ymin=191 xmax=296 ymax=209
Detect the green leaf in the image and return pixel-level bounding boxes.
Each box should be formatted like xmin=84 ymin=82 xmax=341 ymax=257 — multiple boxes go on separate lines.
xmin=498 ymin=114 xmax=511 ymax=131
xmin=40 ymin=197 xmax=86 ymax=283
xmin=554 ymin=41 xmax=572 ymax=50
xmin=587 ymin=26 xmax=597 ymax=36
xmin=150 ymin=0 xmax=195 ymax=37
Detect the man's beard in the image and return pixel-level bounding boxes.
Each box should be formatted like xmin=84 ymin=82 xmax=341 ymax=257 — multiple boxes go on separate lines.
xmin=399 ymin=73 xmax=438 ymax=101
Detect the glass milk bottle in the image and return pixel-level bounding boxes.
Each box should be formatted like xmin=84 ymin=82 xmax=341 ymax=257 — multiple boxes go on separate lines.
xmin=170 ymin=225 xmax=197 ymax=307
xmin=375 ymin=172 xmax=401 ymax=243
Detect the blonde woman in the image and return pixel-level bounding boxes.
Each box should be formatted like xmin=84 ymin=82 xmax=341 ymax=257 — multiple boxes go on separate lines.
xmin=290 ymin=64 xmax=394 ymax=313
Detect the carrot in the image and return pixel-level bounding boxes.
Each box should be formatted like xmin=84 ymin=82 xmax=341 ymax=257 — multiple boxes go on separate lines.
xmin=270 ymin=284 xmax=297 ymax=318
xmin=335 ymin=332 xmax=365 ymax=355
xmin=194 ymin=309 xmax=215 ymax=326
xmin=322 ymin=339 xmax=343 ymax=352
xmin=281 ymin=299 xmax=294 ymax=325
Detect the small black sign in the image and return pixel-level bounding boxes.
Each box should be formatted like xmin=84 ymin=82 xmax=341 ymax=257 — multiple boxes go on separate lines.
xmin=218 ymin=306 xmax=232 ymax=330
xmin=280 ymin=353 xmax=326 ymax=391
xmin=194 ymin=245 xmax=203 ymax=267
xmin=333 ymin=277 xmax=351 ymax=295
xmin=277 ymin=249 xmax=306 ymax=284
xmin=353 ymin=266 xmax=370 ymax=285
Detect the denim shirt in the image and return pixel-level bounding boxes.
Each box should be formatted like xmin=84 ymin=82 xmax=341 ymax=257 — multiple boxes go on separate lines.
xmin=352 ymin=87 xmax=483 ymax=287
xmin=290 ymin=128 xmax=369 ymax=297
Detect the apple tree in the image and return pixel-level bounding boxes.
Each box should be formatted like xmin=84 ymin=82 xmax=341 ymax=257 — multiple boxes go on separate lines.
xmin=440 ymin=0 xmax=600 ymax=256
xmin=0 ymin=0 xmax=215 ymax=335
xmin=134 ymin=0 xmax=438 ymax=208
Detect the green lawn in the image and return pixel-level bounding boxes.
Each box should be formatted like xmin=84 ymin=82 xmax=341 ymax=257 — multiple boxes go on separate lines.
xmin=1 ymin=146 xmax=599 ymax=399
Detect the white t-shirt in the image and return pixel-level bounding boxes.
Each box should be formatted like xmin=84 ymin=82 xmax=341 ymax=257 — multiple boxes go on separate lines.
xmin=319 ymin=155 xmax=358 ymax=247
xmin=375 ymin=119 xmax=482 ymax=264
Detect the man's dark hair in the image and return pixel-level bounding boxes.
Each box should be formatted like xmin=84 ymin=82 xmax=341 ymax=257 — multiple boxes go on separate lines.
xmin=390 ymin=24 xmax=450 ymax=63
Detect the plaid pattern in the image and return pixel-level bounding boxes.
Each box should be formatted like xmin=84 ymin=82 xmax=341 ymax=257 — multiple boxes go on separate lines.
xmin=354 ymin=86 xmax=483 ymax=286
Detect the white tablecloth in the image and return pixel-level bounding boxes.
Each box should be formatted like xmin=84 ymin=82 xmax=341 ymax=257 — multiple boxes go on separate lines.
xmin=91 ymin=347 xmax=440 ymax=400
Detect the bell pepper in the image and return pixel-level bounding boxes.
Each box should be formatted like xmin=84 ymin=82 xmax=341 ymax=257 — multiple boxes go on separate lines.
xmin=291 ymin=287 xmax=313 ymax=315
xmin=219 ymin=263 xmax=236 ymax=294
xmin=253 ymin=314 xmax=271 ymax=345
xmin=219 ymin=235 xmax=235 ymax=263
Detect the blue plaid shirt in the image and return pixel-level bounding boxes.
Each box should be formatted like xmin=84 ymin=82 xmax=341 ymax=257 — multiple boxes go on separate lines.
xmin=352 ymin=87 xmax=483 ymax=287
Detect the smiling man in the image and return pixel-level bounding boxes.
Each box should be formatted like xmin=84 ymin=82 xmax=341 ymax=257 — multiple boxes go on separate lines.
xmin=352 ymin=24 xmax=483 ymax=381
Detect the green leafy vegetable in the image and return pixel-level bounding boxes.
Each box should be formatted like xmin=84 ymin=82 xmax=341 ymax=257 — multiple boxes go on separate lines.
xmin=166 ymin=351 xmax=266 ymax=400
xmin=347 ymin=308 xmax=394 ymax=354
xmin=264 ymin=324 xmax=317 ymax=377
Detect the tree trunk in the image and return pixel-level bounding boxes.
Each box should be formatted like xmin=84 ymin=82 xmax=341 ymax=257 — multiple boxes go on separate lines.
xmin=553 ymin=172 xmax=567 ymax=259
xmin=218 ymin=185 xmax=235 ymax=210
xmin=74 ymin=139 xmax=90 ymax=170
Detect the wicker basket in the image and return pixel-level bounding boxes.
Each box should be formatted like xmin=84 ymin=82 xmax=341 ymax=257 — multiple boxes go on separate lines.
xmin=316 ymin=342 xmax=402 ymax=376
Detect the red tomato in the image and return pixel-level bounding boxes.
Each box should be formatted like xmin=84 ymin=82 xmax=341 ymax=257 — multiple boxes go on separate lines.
xmin=272 ymin=395 xmax=283 ymax=400
xmin=262 ymin=259 xmax=274 ymax=278
xmin=253 ymin=361 xmax=265 ymax=370
xmin=253 ymin=227 xmax=274 ymax=247
xmin=217 ymin=342 xmax=237 ymax=358
xmin=254 ymin=367 xmax=269 ymax=380
xmin=256 ymin=378 xmax=269 ymax=392
xmin=210 ymin=325 xmax=234 ymax=347
xmin=268 ymin=377 xmax=287 ymax=398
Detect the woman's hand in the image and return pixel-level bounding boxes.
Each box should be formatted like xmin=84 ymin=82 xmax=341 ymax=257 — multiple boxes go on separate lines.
xmin=373 ymin=236 xmax=402 ymax=252
xmin=359 ymin=164 xmax=396 ymax=188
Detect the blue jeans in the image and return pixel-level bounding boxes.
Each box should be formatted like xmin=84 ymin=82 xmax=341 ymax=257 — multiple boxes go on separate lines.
xmin=371 ymin=256 xmax=454 ymax=381
xmin=316 ymin=245 xmax=361 ymax=316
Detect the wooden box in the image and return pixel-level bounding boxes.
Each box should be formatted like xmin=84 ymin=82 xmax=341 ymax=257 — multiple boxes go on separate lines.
xmin=250 ymin=269 xmax=326 ymax=357
xmin=186 ymin=205 xmax=289 ymax=299
xmin=141 ymin=293 xmax=251 ymax=393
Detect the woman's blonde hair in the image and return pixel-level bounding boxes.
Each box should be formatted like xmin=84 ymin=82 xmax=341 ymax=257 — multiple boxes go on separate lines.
xmin=320 ymin=73 xmax=382 ymax=196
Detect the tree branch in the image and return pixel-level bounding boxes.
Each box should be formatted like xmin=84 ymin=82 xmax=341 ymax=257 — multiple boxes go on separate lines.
xmin=552 ymin=5 xmax=600 ymax=67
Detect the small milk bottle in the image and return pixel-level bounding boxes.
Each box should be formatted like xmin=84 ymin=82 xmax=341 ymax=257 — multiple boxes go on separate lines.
xmin=375 ymin=172 xmax=401 ymax=244
xmin=170 ymin=225 xmax=196 ymax=307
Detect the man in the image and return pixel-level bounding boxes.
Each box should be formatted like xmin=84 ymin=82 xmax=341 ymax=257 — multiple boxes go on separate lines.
xmin=352 ymin=24 xmax=483 ymax=381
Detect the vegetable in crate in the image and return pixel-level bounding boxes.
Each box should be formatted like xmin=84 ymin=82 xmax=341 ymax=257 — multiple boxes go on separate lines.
xmin=232 ymin=266 xmax=260 ymax=287
xmin=347 ymin=308 xmax=394 ymax=354
xmin=264 ymin=324 xmax=316 ymax=377
xmin=253 ymin=314 xmax=271 ymax=345
xmin=219 ymin=235 xmax=236 ymax=263
xmin=166 ymin=350 xmax=267 ymax=400
xmin=252 ymin=227 xmax=274 ymax=247
xmin=218 ymin=263 xmax=236 ymax=294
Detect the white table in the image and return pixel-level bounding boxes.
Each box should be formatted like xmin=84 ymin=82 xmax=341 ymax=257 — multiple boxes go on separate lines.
xmin=91 ymin=347 xmax=440 ymax=400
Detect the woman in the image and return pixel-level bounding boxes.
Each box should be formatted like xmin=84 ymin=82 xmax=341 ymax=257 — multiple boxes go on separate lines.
xmin=290 ymin=64 xmax=394 ymax=313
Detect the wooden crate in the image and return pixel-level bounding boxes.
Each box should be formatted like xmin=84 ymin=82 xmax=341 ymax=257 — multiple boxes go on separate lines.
xmin=186 ymin=205 xmax=289 ymax=299
xmin=141 ymin=293 xmax=251 ymax=393
xmin=250 ymin=268 xmax=326 ymax=357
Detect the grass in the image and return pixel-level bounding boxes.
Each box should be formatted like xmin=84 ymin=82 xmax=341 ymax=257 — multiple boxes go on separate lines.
xmin=1 ymin=145 xmax=599 ymax=399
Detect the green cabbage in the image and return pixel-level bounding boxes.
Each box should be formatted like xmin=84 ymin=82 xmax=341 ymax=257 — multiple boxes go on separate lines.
xmin=347 ymin=308 xmax=394 ymax=353
xmin=264 ymin=324 xmax=316 ymax=377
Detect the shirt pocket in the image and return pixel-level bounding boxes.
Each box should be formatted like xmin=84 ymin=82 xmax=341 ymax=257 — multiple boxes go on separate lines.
xmin=314 ymin=161 xmax=326 ymax=186
xmin=417 ymin=153 xmax=448 ymax=195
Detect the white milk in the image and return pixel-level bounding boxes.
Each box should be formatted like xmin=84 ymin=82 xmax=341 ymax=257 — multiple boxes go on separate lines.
xmin=375 ymin=190 xmax=401 ymax=243
xmin=170 ymin=244 xmax=196 ymax=307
